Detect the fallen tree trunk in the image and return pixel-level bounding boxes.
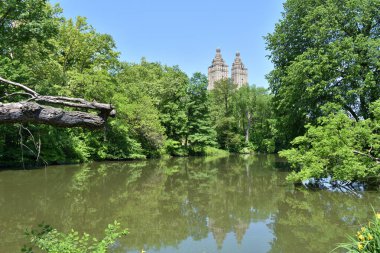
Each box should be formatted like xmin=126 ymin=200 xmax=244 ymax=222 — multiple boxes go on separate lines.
xmin=0 ymin=102 xmax=107 ymax=128
xmin=0 ymin=76 xmax=115 ymax=128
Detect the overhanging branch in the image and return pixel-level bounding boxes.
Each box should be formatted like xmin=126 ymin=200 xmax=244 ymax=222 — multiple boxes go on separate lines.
xmin=0 ymin=102 xmax=106 ymax=128
xmin=0 ymin=76 xmax=116 ymax=128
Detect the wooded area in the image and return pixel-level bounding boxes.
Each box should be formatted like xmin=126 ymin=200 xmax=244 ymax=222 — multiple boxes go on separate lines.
xmin=1 ymin=0 xmax=379 ymax=185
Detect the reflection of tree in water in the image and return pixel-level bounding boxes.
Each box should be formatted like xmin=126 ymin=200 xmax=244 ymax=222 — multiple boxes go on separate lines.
xmin=1 ymin=155 xmax=378 ymax=252
xmin=195 ymin=155 xmax=286 ymax=249
xmin=61 ymin=162 xmax=145 ymax=233
xmin=268 ymin=188 xmax=380 ymax=253
xmin=0 ymin=155 xmax=288 ymax=252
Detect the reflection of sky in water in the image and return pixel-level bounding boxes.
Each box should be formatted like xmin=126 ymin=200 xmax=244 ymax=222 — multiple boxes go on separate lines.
xmin=130 ymin=220 xmax=273 ymax=253
xmin=303 ymin=177 xmax=366 ymax=193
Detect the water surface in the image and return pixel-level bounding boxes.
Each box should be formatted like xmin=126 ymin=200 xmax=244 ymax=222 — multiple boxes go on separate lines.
xmin=0 ymin=155 xmax=379 ymax=252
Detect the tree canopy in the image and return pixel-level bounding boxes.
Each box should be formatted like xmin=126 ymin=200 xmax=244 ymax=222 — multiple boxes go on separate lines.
xmin=267 ymin=0 xmax=380 ymax=184
xmin=266 ymin=0 xmax=380 ymax=148
xmin=281 ymin=101 xmax=380 ymax=184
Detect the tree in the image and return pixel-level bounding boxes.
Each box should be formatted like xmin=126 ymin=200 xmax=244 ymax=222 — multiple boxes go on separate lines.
xmin=115 ymin=60 xmax=189 ymax=156
xmin=280 ymin=101 xmax=380 ymax=184
xmin=209 ymin=79 xmax=243 ymax=152
xmin=0 ymin=0 xmax=60 ymax=84
xmin=156 ymin=65 xmax=188 ymax=143
xmin=220 ymin=85 xmax=277 ymax=153
xmin=210 ymin=78 xmax=236 ymax=117
xmin=50 ymin=16 xmax=119 ymax=99
xmin=265 ymin=0 xmax=380 ymax=148
xmin=245 ymin=87 xmax=278 ymax=153
xmin=233 ymin=85 xmax=256 ymax=144
xmin=185 ymin=72 xmax=216 ymax=154
xmin=0 ymin=1 xmax=127 ymax=164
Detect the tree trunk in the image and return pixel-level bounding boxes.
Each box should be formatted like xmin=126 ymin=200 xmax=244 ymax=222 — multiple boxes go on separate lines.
xmin=0 ymin=102 xmax=106 ymax=129
xmin=0 ymin=76 xmax=115 ymax=128
xmin=245 ymin=112 xmax=252 ymax=143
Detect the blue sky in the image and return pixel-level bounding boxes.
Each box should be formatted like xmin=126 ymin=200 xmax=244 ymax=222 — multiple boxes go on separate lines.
xmin=50 ymin=0 xmax=285 ymax=88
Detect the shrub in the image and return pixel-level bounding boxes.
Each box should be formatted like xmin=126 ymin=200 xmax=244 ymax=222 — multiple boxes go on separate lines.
xmin=22 ymin=221 xmax=128 ymax=253
xmin=204 ymin=146 xmax=229 ymax=157
xmin=164 ymin=139 xmax=188 ymax=157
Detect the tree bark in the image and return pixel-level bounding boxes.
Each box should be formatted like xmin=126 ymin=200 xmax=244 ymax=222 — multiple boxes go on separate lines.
xmin=0 ymin=102 xmax=106 ymax=129
xmin=0 ymin=76 xmax=115 ymax=128
xmin=245 ymin=111 xmax=252 ymax=143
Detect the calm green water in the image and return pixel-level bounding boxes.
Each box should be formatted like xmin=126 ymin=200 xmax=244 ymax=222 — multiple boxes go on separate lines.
xmin=0 ymin=155 xmax=379 ymax=253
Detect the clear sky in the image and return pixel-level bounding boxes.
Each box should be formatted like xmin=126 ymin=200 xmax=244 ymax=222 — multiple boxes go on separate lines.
xmin=49 ymin=0 xmax=285 ymax=88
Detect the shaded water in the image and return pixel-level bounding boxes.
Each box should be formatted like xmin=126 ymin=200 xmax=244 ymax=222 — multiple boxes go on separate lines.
xmin=0 ymin=155 xmax=379 ymax=252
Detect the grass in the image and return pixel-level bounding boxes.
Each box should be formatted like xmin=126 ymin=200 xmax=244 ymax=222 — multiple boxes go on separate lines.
xmin=334 ymin=213 xmax=380 ymax=252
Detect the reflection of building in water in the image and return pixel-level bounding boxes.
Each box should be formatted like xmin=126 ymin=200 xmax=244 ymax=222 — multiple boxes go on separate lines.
xmin=234 ymin=219 xmax=249 ymax=244
xmin=208 ymin=218 xmax=227 ymax=249
xmin=208 ymin=48 xmax=248 ymax=90
xmin=208 ymin=217 xmax=250 ymax=248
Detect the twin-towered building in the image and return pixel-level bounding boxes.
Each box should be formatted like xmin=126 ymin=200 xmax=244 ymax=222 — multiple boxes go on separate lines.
xmin=207 ymin=48 xmax=248 ymax=90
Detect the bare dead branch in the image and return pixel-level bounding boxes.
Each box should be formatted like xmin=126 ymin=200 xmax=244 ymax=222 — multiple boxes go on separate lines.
xmin=0 ymin=92 xmax=34 ymax=100
xmin=353 ymin=150 xmax=380 ymax=163
xmin=35 ymin=95 xmax=113 ymax=112
xmin=0 ymin=76 xmax=38 ymax=96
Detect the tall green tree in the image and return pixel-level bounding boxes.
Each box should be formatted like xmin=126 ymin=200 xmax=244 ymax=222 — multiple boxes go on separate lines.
xmin=210 ymin=78 xmax=236 ymax=116
xmin=249 ymin=88 xmax=277 ymax=152
xmin=0 ymin=0 xmax=60 ymax=85
xmin=45 ymin=16 xmax=119 ymax=99
xmin=231 ymin=86 xmax=277 ymax=152
xmin=185 ymin=72 xmax=216 ymax=154
xmin=266 ymin=0 xmax=380 ymax=148
xmin=209 ymin=79 xmax=243 ymax=152
xmin=115 ymin=60 xmax=189 ymax=156
xmin=156 ymin=65 xmax=189 ymax=142
xmin=0 ymin=1 xmax=143 ymax=164
xmin=233 ymin=85 xmax=257 ymax=144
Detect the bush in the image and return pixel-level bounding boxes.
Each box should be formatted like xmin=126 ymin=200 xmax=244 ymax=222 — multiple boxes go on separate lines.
xmin=263 ymin=138 xmax=276 ymax=153
xmin=22 ymin=221 xmax=128 ymax=253
xmin=204 ymin=146 xmax=229 ymax=157
xmin=164 ymin=139 xmax=188 ymax=157
xmin=239 ymin=143 xmax=257 ymax=154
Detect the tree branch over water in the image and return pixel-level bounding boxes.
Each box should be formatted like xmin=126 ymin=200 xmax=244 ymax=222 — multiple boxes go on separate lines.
xmin=0 ymin=76 xmax=116 ymax=129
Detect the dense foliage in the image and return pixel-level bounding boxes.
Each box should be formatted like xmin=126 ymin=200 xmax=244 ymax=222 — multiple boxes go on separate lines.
xmin=3 ymin=0 xmax=379 ymax=186
xmin=0 ymin=0 xmax=275 ymax=166
xmin=209 ymin=79 xmax=276 ymax=153
xmin=266 ymin=0 xmax=380 ymax=184
xmin=281 ymin=101 xmax=380 ymax=184
xmin=266 ymin=0 xmax=380 ymax=149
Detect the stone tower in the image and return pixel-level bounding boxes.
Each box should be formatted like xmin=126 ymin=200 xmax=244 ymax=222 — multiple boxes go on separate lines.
xmin=231 ymin=52 xmax=248 ymax=88
xmin=208 ymin=48 xmax=229 ymax=90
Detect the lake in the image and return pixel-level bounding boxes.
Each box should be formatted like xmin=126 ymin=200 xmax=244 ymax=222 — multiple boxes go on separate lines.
xmin=0 ymin=155 xmax=379 ymax=252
